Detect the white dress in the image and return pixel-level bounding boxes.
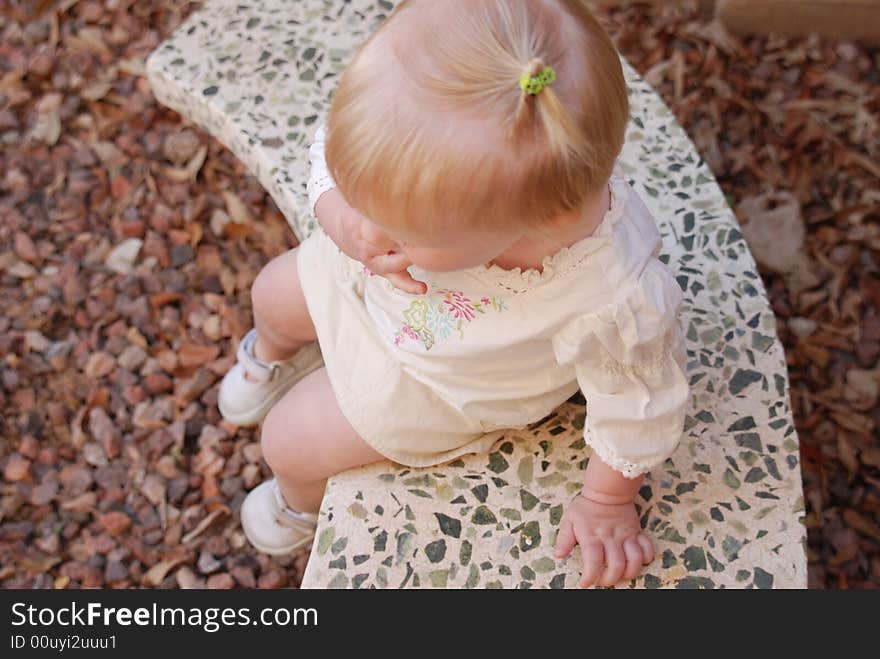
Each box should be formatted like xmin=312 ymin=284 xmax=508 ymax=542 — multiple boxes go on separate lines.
xmin=299 ymin=125 xmax=691 ymax=476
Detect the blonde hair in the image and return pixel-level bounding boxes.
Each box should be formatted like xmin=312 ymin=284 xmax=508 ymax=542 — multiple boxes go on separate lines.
xmin=324 ymin=0 xmax=628 ymax=237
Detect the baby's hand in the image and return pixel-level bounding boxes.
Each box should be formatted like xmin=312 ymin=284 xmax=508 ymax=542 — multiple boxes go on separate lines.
xmin=554 ymin=493 xmax=655 ymax=588
xmin=316 ymin=189 xmax=427 ymax=294
xmin=354 ymin=214 xmax=428 ymax=295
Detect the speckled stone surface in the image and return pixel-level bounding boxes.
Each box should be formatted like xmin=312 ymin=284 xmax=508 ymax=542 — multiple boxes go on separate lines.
xmin=146 ymin=0 xmax=807 ymax=589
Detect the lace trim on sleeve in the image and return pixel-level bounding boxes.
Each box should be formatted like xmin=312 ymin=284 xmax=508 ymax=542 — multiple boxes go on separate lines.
xmin=583 ymin=423 xmax=657 ymax=479
xmin=306 ymin=123 xmax=336 ymax=216
xmin=307 ymin=172 xmax=336 ymax=215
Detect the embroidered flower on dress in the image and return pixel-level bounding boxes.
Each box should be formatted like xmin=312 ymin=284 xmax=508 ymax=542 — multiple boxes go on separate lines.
xmin=438 ymin=289 xmax=476 ymax=321
xmin=425 ymin=302 xmax=455 ymax=340
xmin=393 ymin=285 xmax=507 ymax=350
xmin=393 ymin=324 xmax=420 ymax=346
xmin=402 ymin=300 xmax=429 ymax=331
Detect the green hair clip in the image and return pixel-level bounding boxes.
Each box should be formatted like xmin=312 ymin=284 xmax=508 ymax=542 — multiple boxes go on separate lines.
xmin=519 ymin=66 xmax=556 ymax=95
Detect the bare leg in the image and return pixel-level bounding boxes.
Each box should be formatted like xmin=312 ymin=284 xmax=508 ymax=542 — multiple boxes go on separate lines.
xmin=260 ymin=366 xmax=386 ymax=513
xmin=248 ymin=244 xmax=384 ymax=512
xmin=250 ymin=246 xmax=317 ymax=363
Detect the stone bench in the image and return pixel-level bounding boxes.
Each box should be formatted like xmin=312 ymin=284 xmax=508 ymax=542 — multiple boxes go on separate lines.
xmin=146 ymin=0 xmax=807 ymax=588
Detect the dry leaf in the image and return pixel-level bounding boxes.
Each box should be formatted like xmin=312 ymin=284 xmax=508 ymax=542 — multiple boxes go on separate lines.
xmin=28 ymin=92 xmax=62 ymax=145
xmin=221 ymin=190 xmax=254 ymax=225
xmin=143 ymin=554 xmax=188 ymax=587
xmin=181 ymin=507 xmax=230 ymax=544
xmin=738 ymin=192 xmax=806 ymax=274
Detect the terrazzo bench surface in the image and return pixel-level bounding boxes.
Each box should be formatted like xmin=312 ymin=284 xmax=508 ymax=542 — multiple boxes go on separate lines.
xmin=146 ymin=0 xmax=808 ymax=589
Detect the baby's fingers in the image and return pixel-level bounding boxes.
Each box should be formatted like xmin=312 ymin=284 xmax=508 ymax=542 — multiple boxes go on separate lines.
xmin=383 ymin=271 xmax=427 ymax=295
xmin=358 ymin=217 xmax=398 ymax=253
xmin=622 ymin=537 xmax=644 ymax=582
xmin=598 ymin=541 xmax=626 ymax=587
xmin=637 ymin=532 xmax=655 ymax=565
xmin=577 ymin=540 xmax=604 ymax=589
xmin=366 ymin=251 xmax=413 ymax=275
xmin=554 ymin=518 xmax=577 ymax=559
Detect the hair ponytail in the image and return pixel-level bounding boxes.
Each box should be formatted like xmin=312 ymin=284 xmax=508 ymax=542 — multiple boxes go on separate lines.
xmin=512 ymin=57 xmax=584 ymax=163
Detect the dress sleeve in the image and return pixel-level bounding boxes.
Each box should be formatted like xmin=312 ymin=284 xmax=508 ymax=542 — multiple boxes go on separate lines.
xmin=551 ymin=258 xmax=690 ymax=479
xmin=307 ymin=123 xmax=337 ymax=217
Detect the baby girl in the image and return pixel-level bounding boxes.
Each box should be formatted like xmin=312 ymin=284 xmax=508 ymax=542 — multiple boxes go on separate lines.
xmin=218 ymin=0 xmax=690 ymax=588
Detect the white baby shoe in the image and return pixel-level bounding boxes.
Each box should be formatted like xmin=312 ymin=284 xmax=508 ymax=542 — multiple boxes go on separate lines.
xmin=218 ymin=328 xmax=324 ymax=427
xmin=240 ymin=479 xmax=319 ymax=555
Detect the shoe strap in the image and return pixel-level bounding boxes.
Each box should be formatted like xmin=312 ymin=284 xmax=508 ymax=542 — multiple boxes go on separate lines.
xmin=237 ymin=328 xmax=295 ymax=384
xmin=272 ymin=482 xmax=319 ymax=533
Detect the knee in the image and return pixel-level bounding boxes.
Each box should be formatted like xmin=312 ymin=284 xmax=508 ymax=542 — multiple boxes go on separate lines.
xmin=250 ymin=262 xmax=278 ymax=320
xmin=251 ymin=250 xmax=299 ymax=316
xmin=260 ymin=405 xmax=320 ymax=484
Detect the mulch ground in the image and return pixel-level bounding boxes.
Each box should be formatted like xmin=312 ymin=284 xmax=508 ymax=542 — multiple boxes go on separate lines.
xmin=0 ymin=1 xmax=877 ymax=589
